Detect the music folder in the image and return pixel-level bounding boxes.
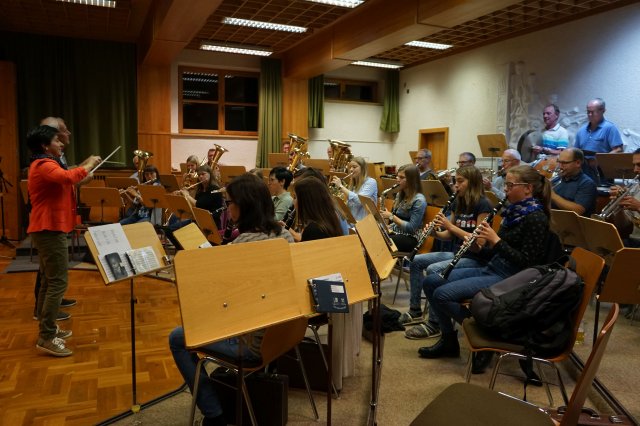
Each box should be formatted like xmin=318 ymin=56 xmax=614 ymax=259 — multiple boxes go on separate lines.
xmin=307 ymin=273 xmax=349 ymax=313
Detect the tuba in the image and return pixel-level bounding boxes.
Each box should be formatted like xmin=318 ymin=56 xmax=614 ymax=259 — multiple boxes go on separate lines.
xmin=328 ymin=139 xmax=353 ymax=172
xmin=207 ymin=144 xmax=229 ymax=169
xmin=133 ymin=149 xmax=153 ymax=177
xmin=287 ymin=134 xmax=309 ymax=172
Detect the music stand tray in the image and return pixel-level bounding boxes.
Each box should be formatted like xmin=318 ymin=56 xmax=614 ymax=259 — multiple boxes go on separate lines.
xmin=164 ymin=194 xmax=195 ymax=221
xmin=477 ymin=133 xmax=508 ymax=158
xmin=550 ymin=209 xmax=587 ymax=248
xmin=421 ymin=180 xmax=450 ymax=207
xmin=599 ymin=248 xmax=640 ymax=304
xmin=304 ymin=159 xmax=330 ymax=175
xmin=595 ymin=153 xmax=634 ymax=180
xmin=159 ymin=174 xmax=181 ymax=193
xmin=192 ymin=207 xmax=222 ymax=246
xmin=105 ymin=177 xmax=138 ymax=189
xmin=577 ymin=216 xmax=623 ymax=265
xmin=173 ymin=222 xmax=210 ymax=250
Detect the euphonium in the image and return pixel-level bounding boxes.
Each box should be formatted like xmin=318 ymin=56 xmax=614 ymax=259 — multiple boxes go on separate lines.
xmin=329 ymin=171 xmax=355 ymax=198
xmin=288 ymin=147 xmax=310 ymax=172
xmin=183 ymin=170 xmax=199 ymax=188
xmin=133 ymin=149 xmax=153 ymax=177
xmin=207 ymin=144 xmax=229 ymax=168
xmin=328 ymin=139 xmax=352 ymax=172
xmin=288 ymin=133 xmax=308 ymax=154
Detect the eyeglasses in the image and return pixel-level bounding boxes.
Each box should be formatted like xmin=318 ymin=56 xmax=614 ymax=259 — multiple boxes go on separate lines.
xmin=504 ymin=182 xmax=529 ymax=190
xmin=456 ymin=161 xmax=472 ymax=166
xmin=414 ymin=156 xmax=428 ymax=160
xmin=224 ymin=199 xmax=235 ymax=206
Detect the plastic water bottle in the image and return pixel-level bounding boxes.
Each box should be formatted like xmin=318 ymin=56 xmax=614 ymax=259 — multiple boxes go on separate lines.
xmin=575 ymin=320 xmax=585 ymax=345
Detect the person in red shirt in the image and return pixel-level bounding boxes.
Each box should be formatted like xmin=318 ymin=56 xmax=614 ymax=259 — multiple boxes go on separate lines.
xmin=27 ymin=125 xmax=100 ymax=357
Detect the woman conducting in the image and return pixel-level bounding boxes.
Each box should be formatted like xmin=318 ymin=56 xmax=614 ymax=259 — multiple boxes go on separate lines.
xmin=169 ymin=173 xmax=294 ymax=426
xmin=330 ymin=156 xmax=378 ymax=221
xmin=380 ymin=164 xmax=427 ymax=252
xmin=402 ymin=166 xmax=492 ymax=338
xmin=27 ymin=125 xmax=100 ymax=356
xmin=418 ymin=165 xmax=551 ymax=363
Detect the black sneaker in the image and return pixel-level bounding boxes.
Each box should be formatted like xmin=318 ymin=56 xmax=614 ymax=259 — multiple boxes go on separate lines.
xmin=32 ymin=310 xmax=71 ymax=321
xmin=60 ymin=298 xmax=77 ymax=307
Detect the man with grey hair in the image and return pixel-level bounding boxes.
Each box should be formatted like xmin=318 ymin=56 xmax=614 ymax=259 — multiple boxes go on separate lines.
xmin=483 ymin=148 xmax=521 ymax=199
xmin=574 ymin=98 xmax=623 ymax=184
xmin=415 ymin=148 xmax=435 ymax=180
xmin=532 ymin=104 xmax=570 ymax=157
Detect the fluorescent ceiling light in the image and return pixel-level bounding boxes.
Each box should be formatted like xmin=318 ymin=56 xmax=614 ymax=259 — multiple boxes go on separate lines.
xmin=55 ymin=0 xmax=116 ymax=7
xmin=200 ymin=42 xmax=272 ymax=57
xmin=405 ymin=40 xmax=453 ymax=50
xmin=352 ymin=59 xmax=403 ymax=69
xmin=222 ymin=17 xmax=307 ymax=33
xmin=305 ymin=0 xmax=364 ymax=8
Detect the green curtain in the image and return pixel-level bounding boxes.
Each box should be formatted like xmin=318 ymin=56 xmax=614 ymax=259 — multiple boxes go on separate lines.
xmin=380 ymin=69 xmax=400 ymax=133
xmin=308 ymin=74 xmax=324 ymax=128
xmin=0 ymin=32 xmax=137 ymax=169
xmin=257 ymin=58 xmax=283 ymax=168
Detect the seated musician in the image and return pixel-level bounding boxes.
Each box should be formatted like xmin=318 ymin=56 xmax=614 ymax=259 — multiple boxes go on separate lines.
xmin=169 ymin=164 xmax=224 ymax=231
xmin=418 ymin=166 xmax=551 ymax=372
xmin=415 ymin=149 xmax=436 ymax=180
xmin=379 ymin=164 xmax=427 ymax=252
xmin=289 ymin=176 xmax=343 ymax=241
xmin=609 ymin=148 xmax=640 ymax=247
xmin=330 ymin=156 xmax=378 ymax=221
xmin=402 ymin=166 xmax=492 ymax=339
xmin=483 ymin=149 xmax=521 ymax=199
xmin=531 ymin=103 xmax=570 ymax=157
xmin=551 ymin=148 xmax=597 ymax=216
xmin=119 ymin=165 xmax=163 ymax=225
xmin=182 ymin=155 xmax=200 ymax=194
xmin=169 ymin=173 xmax=293 ymax=426
xmin=268 ymin=166 xmax=294 ymax=221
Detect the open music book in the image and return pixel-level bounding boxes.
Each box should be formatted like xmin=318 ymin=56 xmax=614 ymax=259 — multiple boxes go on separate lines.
xmin=308 ymin=272 xmax=349 ymax=313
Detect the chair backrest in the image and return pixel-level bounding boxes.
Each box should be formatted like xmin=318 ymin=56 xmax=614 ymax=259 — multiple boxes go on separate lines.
xmin=259 ymin=316 xmax=308 ymax=364
xmin=560 ymin=248 xmax=605 ymax=355
xmin=560 ymin=303 xmax=619 ymax=426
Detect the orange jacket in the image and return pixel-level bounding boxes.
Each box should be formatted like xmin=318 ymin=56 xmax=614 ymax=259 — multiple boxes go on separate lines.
xmin=27 ymin=158 xmax=88 ymax=234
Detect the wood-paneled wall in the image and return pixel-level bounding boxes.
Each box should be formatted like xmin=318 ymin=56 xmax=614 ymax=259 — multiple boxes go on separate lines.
xmin=0 ymin=62 xmax=21 ymax=240
xmin=282 ymin=78 xmax=309 ymax=149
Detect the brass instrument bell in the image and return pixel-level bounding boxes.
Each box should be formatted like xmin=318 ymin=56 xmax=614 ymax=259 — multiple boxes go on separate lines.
xmin=133 ymin=149 xmax=153 ymax=177
xmin=328 ymin=139 xmax=352 ymax=172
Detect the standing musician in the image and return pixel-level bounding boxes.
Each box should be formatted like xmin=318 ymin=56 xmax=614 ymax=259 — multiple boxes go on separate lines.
xmin=170 ymin=164 xmax=225 ymax=230
xmin=532 ymin=104 xmax=570 ymax=157
xmin=551 ymin=147 xmax=597 ymax=216
xmin=380 ymin=164 xmax=427 ymax=252
xmin=119 ymin=165 xmax=163 ymax=225
xmin=402 ymin=166 xmax=493 ymax=339
xmin=27 ymin=125 xmax=101 ymax=356
xmin=415 ymin=149 xmax=436 ymax=180
xmin=330 ymin=156 xmax=378 ymax=221
xmin=169 ymin=173 xmax=293 ymax=426
xmin=288 ymin=176 xmax=343 ymax=242
xmin=418 ymin=165 xmax=551 ymax=370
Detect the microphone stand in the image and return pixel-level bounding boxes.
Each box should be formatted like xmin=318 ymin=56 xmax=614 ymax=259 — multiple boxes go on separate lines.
xmin=0 ymin=165 xmax=16 ymax=258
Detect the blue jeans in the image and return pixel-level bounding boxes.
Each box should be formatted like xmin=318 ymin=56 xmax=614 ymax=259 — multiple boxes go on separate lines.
xmin=423 ymin=257 xmax=517 ymax=334
xmin=408 ymin=252 xmax=484 ymax=311
xmin=169 ymin=326 xmax=260 ymax=418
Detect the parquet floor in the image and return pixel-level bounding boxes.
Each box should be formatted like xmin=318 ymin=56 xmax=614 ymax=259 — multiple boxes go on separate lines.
xmin=0 ymin=244 xmax=185 ymax=426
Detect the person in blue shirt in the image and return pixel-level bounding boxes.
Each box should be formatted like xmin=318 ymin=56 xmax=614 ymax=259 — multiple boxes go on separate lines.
xmin=551 ymin=148 xmax=597 ymax=216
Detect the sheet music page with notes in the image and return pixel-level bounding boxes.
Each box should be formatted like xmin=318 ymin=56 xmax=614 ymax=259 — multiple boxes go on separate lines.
xmin=88 ymin=223 xmax=134 ymax=282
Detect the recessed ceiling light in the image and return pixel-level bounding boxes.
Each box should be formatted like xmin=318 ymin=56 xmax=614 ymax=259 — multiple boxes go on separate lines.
xmin=222 ymin=17 xmax=307 ymax=33
xmin=305 ymin=0 xmax=364 ymax=8
xmin=352 ymin=59 xmax=403 ymax=69
xmin=200 ymin=42 xmax=273 ymax=57
xmin=55 ymin=0 xmax=116 ymax=7
xmin=405 ymin=41 xmax=453 ymax=50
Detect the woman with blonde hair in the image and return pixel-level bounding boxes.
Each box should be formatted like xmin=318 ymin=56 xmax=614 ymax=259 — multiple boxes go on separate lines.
xmin=330 ymin=156 xmax=378 ymax=220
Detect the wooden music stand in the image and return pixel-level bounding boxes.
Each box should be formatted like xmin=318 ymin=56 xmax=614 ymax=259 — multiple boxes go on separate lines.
xmin=409 ymin=150 xmax=418 ymax=163
xmin=550 ymin=209 xmax=588 ymax=248
xmin=164 ymin=194 xmax=195 ymax=221
xmin=421 ymin=180 xmax=450 ymax=207
xmin=79 ymin=187 xmax=122 ymax=223
xmin=359 ymin=195 xmax=399 ymax=254
xmin=268 ymin=153 xmax=289 ymax=168
xmin=219 ymin=165 xmax=247 ymax=186
xmin=137 ymin=185 xmax=169 ymax=225
xmin=355 ymin=214 xmax=396 ymax=280
xmin=577 ymin=216 xmax=623 ymax=265
xmin=304 ymin=159 xmax=331 ymax=175
xmin=332 ymin=195 xmax=356 ymax=227
xmin=290 ymin=235 xmax=375 ymax=423
xmin=159 ymin=174 xmax=181 ymax=193
xmin=595 ymin=153 xmax=634 ymax=180
xmin=84 ymin=221 xmax=173 ymax=413
xmin=105 ymin=176 xmax=138 ymax=189
xmin=478 ymin=134 xmax=508 ymax=173
xmin=192 ymin=207 xmax=222 ymax=245
xmin=599 ymin=248 xmax=640 ymax=305
xmin=173 ymin=222 xmax=210 ymax=250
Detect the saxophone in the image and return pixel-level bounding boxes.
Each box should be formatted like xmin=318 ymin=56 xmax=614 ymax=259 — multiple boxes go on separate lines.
xmin=438 ymin=198 xmax=507 ymax=279
xmin=405 ymin=191 xmax=457 ymax=262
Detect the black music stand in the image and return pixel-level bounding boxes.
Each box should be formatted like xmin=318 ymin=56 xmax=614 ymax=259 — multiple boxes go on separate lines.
xmin=595 ymin=153 xmax=634 ymax=182
xmin=421 ymin=180 xmax=450 ymax=207
xmin=478 ymin=134 xmax=508 ymax=173
xmin=137 ymin=185 xmax=169 ymax=226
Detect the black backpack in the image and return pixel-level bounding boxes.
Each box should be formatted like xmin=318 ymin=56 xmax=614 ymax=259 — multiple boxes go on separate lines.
xmin=470 ymin=257 xmax=584 ymax=357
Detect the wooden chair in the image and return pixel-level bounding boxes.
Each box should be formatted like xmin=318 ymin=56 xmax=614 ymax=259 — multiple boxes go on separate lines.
xmin=411 ymin=303 xmax=620 ymax=426
xmin=461 ymin=247 xmax=605 ymax=406
xmin=190 ymin=316 xmax=318 ymax=426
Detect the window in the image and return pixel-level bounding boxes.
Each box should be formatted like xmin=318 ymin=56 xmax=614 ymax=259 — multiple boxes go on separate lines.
xmin=179 ymin=67 xmax=259 ymax=135
xmin=324 ymin=78 xmax=378 ymax=103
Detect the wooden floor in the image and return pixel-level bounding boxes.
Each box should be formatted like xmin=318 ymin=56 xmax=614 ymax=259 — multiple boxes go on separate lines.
xmin=0 ymin=244 xmax=185 ymax=425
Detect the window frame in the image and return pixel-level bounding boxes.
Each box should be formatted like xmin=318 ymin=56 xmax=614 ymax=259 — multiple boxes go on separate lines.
xmin=324 ymin=78 xmax=379 ymax=104
xmin=178 ymin=66 xmax=259 ymax=136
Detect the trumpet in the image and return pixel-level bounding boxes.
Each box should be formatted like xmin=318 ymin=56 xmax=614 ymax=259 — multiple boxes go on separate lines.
xmin=436 ymin=168 xmax=457 ymax=179
xmin=439 ymin=198 xmax=507 ymax=279
xmin=405 ymin=191 xmax=457 ymax=262
xmin=596 ymin=175 xmax=640 ymax=224
xmin=210 ymin=187 xmax=226 ymax=194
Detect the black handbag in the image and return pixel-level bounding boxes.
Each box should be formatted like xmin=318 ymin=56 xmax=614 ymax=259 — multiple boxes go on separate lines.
xmin=210 ymin=367 xmax=288 ymax=426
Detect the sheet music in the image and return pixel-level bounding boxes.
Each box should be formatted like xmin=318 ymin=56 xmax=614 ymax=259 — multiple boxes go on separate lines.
xmin=88 ymin=224 xmax=134 ymax=282
xmin=125 ymin=246 xmax=161 ymax=274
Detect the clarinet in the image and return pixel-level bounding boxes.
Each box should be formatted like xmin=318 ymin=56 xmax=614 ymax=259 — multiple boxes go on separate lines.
xmin=438 ymin=198 xmax=507 ymax=280
xmin=405 ymin=191 xmax=457 ymax=262
xmin=283 ymin=206 xmax=296 ymax=230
